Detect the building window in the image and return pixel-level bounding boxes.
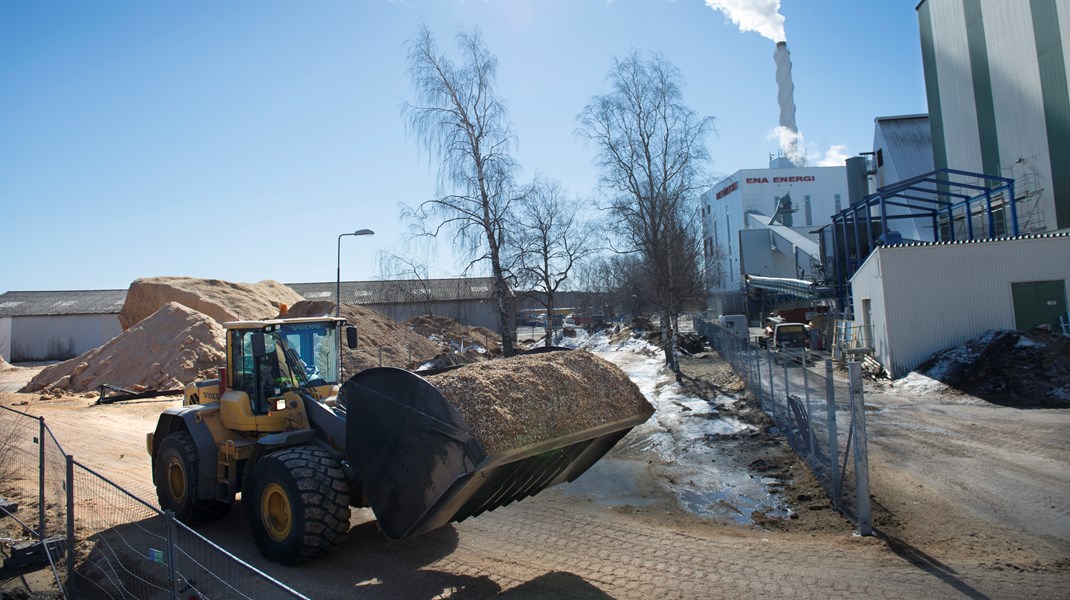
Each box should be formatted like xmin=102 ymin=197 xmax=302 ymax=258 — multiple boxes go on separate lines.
xmin=725 ymin=214 xmax=731 ymax=258
xmin=834 ymin=193 xmax=842 ymax=213
xmin=805 ymin=195 xmax=812 ymax=226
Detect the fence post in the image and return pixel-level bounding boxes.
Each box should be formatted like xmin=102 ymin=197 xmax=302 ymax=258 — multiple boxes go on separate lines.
xmin=753 ymin=341 xmax=762 ymax=405
xmin=165 ymin=510 xmax=178 ymax=600
xmin=66 ymin=454 xmax=75 ymax=592
xmin=803 ymin=354 xmax=815 ymax=470
xmin=38 ymin=417 xmax=46 ymax=539
xmin=767 ymin=349 xmax=775 ymax=417
xmin=848 ymin=362 xmax=872 ymax=536
xmin=825 ymin=360 xmax=841 ymax=510
xmin=782 ymin=358 xmax=793 ymax=449
xmin=378 ymin=348 xmax=383 ymax=367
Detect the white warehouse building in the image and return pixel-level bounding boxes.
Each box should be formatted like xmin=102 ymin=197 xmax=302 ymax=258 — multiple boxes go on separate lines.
xmin=851 ymin=233 xmax=1070 ymax=378
xmin=701 ymin=165 xmax=849 ymax=313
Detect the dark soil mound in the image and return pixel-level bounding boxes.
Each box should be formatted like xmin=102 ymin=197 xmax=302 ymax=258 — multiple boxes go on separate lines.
xmin=915 ymin=328 xmax=1070 ymax=407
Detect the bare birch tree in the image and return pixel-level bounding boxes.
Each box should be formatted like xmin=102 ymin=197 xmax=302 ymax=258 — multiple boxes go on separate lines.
xmin=516 ymin=178 xmax=594 ymax=346
xmin=578 ymin=50 xmax=713 ymax=378
xmin=403 ymin=25 xmax=520 ymax=357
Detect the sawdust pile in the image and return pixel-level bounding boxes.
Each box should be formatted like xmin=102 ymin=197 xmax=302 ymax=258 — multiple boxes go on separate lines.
xmin=0 ymin=355 xmax=10 ymax=371
xmin=425 ymin=350 xmax=654 ymax=455
xmin=23 ymin=303 xmax=226 ymax=394
xmin=119 ymin=276 xmax=304 ymax=330
xmin=405 ymin=315 xmax=502 ymax=357
xmin=283 ymin=301 xmax=441 ymax=373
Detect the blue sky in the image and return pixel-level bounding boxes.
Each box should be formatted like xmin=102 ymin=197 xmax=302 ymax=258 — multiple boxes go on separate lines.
xmin=0 ymin=1 xmax=926 ymax=293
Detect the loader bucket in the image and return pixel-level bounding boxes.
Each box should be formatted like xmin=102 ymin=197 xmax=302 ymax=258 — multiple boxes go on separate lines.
xmin=343 ymin=352 xmax=653 ymax=541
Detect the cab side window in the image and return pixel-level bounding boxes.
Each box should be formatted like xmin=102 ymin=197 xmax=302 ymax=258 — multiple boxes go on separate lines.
xmin=231 ymin=330 xmax=257 ymax=395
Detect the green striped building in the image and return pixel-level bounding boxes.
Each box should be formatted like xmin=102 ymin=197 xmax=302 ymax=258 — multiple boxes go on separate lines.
xmin=917 ymin=0 xmax=1070 ymax=233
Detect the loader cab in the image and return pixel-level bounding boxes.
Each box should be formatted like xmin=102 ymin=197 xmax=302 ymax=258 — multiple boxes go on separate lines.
xmin=228 ymin=319 xmax=346 ymax=413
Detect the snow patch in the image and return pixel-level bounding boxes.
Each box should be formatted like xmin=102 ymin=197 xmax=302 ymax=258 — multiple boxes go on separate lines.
xmin=560 ymin=330 xmax=784 ymax=522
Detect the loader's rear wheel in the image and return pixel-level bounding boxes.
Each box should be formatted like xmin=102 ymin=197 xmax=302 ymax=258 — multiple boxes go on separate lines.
xmin=154 ymin=431 xmax=232 ymax=524
xmin=244 ymin=446 xmax=351 ymax=565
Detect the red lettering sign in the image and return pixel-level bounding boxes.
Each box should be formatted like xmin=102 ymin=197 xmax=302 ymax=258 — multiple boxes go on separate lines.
xmin=715 ymin=181 xmax=738 ymax=199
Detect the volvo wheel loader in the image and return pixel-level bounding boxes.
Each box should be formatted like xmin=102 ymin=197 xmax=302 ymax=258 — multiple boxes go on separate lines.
xmin=147 ymin=316 xmax=653 ymax=564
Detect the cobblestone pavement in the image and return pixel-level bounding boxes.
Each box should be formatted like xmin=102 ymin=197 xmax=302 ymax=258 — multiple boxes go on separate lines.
xmin=220 ymin=491 xmax=1068 ymax=600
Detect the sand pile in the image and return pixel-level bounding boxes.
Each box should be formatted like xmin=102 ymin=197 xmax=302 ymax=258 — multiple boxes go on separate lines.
xmin=283 ymin=301 xmax=441 ymax=373
xmin=0 ymin=355 xmax=11 ymax=371
xmin=119 ymin=276 xmax=304 ymax=330
xmin=405 ymin=315 xmax=502 ymax=357
xmin=24 ymin=302 xmax=226 ymax=394
xmin=424 ymin=350 xmax=654 ymax=454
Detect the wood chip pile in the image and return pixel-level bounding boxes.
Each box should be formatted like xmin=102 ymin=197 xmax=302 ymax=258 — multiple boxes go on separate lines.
xmin=23 ymin=302 xmax=226 ymax=394
xmin=424 ymin=350 xmax=654 ymax=455
xmin=119 ymin=276 xmax=304 ymax=330
xmin=283 ymin=301 xmax=442 ymax=372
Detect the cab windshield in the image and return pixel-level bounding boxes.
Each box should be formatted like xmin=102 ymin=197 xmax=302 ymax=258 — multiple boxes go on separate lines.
xmin=277 ymin=321 xmax=340 ymax=385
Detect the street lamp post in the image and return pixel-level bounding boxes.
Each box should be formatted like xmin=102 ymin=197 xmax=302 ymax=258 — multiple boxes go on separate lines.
xmin=336 ymin=229 xmax=375 ymax=317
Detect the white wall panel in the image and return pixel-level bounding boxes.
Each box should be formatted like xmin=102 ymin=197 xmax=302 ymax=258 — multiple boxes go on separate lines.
xmin=932 ymin=0 xmax=984 ymax=172
xmin=852 ymin=236 xmax=1070 ymax=377
xmin=986 ymin=0 xmax=1056 ymax=233
xmin=9 ymin=314 xmax=122 ymax=362
xmin=0 ymin=318 xmax=11 ymax=362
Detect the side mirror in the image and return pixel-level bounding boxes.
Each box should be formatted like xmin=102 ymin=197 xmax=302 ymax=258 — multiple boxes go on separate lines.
xmin=346 ymin=326 xmax=358 ymax=349
xmin=252 ymin=333 xmax=268 ymax=358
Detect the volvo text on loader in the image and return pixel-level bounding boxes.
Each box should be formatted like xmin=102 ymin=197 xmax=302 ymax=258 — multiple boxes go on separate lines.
xmin=147 ymin=316 xmax=652 ymax=564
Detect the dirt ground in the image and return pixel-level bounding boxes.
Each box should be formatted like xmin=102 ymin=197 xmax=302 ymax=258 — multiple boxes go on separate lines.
xmin=1 ymin=350 xmax=1068 ymax=598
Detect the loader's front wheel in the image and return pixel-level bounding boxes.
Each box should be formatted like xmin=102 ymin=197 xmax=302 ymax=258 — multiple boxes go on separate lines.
xmin=155 ymin=431 xmax=232 ymax=524
xmin=244 ymin=446 xmax=351 ymax=565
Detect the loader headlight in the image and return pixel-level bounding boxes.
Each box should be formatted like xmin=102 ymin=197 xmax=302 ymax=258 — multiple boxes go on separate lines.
xmin=275 ymin=398 xmax=287 ymax=411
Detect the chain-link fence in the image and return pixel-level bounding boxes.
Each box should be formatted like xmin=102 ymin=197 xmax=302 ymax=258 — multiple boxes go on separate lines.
xmin=0 ymin=404 xmax=310 ymax=599
xmin=0 ymin=406 xmax=68 ymax=593
xmin=694 ymin=317 xmax=872 ymax=535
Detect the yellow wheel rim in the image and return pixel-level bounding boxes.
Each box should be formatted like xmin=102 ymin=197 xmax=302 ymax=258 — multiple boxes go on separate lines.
xmin=165 ymin=457 xmax=186 ymax=504
xmin=262 ymin=483 xmax=293 ymax=542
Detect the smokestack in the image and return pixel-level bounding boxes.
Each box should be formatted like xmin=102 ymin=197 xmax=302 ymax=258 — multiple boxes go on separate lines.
xmin=773 ymin=41 xmax=802 ymax=167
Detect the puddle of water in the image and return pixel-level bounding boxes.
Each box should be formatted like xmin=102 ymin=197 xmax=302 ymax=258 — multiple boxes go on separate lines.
xmin=560 ymin=459 xmax=655 ymax=507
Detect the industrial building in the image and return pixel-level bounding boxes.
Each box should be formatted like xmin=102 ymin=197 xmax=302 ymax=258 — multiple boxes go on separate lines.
xmin=0 ymin=290 xmax=125 ymax=362
xmin=701 ymin=165 xmax=849 ymax=314
xmin=851 ymin=232 xmax=1069 ymax=378
xmin=917 ymin=0 xmax=1069 ymax=234
xmin=873 ymin=115 xmax=935 ymax=190
xmin=288 ymin=277 xmax=501 ymax=332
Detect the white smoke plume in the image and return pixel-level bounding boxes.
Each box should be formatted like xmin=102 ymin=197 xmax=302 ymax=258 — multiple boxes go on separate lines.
xmin=815 ymin=144 xmax=849 ymax=167
xmin=767 ymin=127 xmax=849 ymax=167
xmin=769 ymin=125 xmax=805 ymax=167
xmin=704 ymin=0 xmax=786 ymax=42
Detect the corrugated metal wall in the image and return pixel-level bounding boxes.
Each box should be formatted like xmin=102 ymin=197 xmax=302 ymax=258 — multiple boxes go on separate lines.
xmin=0 ymin=317 xmax=11 ymax=362
xmin=922 ymin=0 xmax=1064 ymax=232
xmin=9 ymin=314 xmax=122 ymax=362
xmin=852 ymin=236 xmax=1070 ymax=377
xmin=368 ymin=301 xmax=499 ymax=336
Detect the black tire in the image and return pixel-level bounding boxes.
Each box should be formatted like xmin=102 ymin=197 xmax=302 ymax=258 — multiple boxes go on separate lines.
xmin=154 ymin=431 xmax=233 ymax=524
xmin=243 ymin=446 xmax=351 ymax=565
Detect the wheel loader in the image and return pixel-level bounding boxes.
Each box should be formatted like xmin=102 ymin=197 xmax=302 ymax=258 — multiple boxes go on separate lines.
xmin=147 ymin=316 xmax=653 ymax=564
